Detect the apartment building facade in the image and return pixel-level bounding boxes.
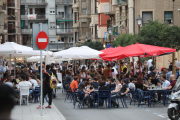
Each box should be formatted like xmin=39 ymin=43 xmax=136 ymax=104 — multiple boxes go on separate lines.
xmin=20 ymin=0 xmax=73 ymax=51
xmin=73 ymin=0 xmax=91 ymax=45
xmin=0 ymin=0 xmax=21 ymax=44
xmin=104 ymin=0 xmax=180 ymax=38
xmin=0 ymin=0 xmax=7 ymax=44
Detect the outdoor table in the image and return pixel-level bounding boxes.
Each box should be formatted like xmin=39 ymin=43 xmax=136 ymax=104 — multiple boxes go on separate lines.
xmin=147 ymin=88 xmax=167 ymax=106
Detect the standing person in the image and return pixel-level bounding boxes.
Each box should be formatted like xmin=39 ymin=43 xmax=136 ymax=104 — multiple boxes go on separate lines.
xmin=37 ymin=65 xmax=53 ymax=109
xmin=5 ymin=62 xmax=9 ymax=71
xmin=80 ymin=63 xmax=86 ymax=69
xmin=62 ymin=63 xmax=67 ymax=71
xmin=79 ymin=67 xmax=87 ymax=82
xmin=0 ymin=84 xmax=16 ymax=120
xmin=96 ymin=64 xmax=103 ymax=75
xmin=64 ymin=71 xmax=72 ymax=86
xmin=147 ymin=57 xmax=153 ymax=70
xmin=103 ymin=64 xmax=111 ymax=78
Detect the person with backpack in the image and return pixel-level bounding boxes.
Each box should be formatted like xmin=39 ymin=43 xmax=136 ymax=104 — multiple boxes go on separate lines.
xmin=37 ymin=65 xmax=55 ymax=109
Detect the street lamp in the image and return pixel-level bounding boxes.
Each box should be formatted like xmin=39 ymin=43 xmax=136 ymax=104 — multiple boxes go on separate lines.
xmin=136 ymin=15 xmax=142 ymax=33
xmin=85 ymin=36 xmax=88 ymax=42
xmin=108 ymin=26 xmax=112 ymax=45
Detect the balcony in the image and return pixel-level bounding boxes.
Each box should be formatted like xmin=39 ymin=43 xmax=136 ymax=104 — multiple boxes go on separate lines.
xmin=117 ymin=0 xmax=128 ymax=6
xmin=21 ymin=29 xmax=32 ymax=34
xmin=56 ymin=28 xmax=73 ymax=34
xmin=56 ymin=14 xmax=73 ymax=20
xmin=7 ymin=3 xmax=15 ymax=7
xmin=20 ymin=0 xmax=48 ymax=5
xmin=21 ymin=14 xmax=48 ymax=20
xmin=8 ymin=29 xmax=16 ymax=33
xmin=49 ymin=43 xmax=73 ymax=51
xmin=104 ymin=4 xmax=115 ymax=15
xmin=56 ymin=0 xmax=73 ymax=5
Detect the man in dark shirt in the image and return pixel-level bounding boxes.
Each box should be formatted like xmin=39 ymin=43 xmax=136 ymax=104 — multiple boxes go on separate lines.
xmin=99 ymin=81 xmax=110 ymax=108
xmin=37 ymin=65 xmax=53 ymax=109
xmin=165 ymin=74 xmax=177 ymax=90
xmin=111 ymin=80 xmax=129 ymax=108
xmin=62 ymin=63 xmax=67 ymax=71
xmin=150 ymin=74 xmax=160 ymax=86
xmin=91 ymin=78 xmax=100 ymax=89
xmin=10 ymin=74 xmax=17 ymax=86
xmin=108 ymin=78 xmax=116 ymax=90
xmin=64 ymin=71 xmax=72 ymax=86
xmin=50 ymin=64 xmax=57 ymax=78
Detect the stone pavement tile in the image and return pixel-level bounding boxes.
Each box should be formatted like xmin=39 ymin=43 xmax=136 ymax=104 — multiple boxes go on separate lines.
xmin=11 ymin=102 xmax=66 ymax=120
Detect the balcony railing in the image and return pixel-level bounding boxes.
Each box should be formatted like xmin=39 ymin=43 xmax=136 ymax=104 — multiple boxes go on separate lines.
xmin=8 ymin=29 xmax=16 ymax=33
xmin=56 ymin=0 xmax=73 ymax=4
xmin=21 ymin=29 xmax=32 ymax=34
xmin=7 ymin=3 xmax=15 ymax=7
xmin=56 ymin=28 xmax=73 ymax=34
xmin=21 ymin=14 xmax=48 ymax=20
xmin=49 ymin=43 xmax=73 ymax=51
xmin=56 ymin=14 xmax=73 ymax=20
xmin=20 ymin=0 xmax=47 ymax=5
xmin=8 ymin=16 xmax=15 ymax=20
xmin=117 ymin=0 xmax=128 ymax=5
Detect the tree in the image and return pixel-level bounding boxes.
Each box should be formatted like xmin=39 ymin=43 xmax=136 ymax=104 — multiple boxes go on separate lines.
xmin=80 ymin=40 xmax=104 ymax=50
xmin=112 ymin=34 xmax=136 ymax=47
xmin=136 ymin=20 xmax=180 ymax=49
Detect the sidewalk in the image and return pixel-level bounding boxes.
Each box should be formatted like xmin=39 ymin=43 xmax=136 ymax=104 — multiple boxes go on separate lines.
xmin=11 ymin=102 xmax=66 ymax=120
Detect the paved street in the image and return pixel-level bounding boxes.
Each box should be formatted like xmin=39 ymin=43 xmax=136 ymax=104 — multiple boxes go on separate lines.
xmin=53 ymin=90 xmax=170 ymax=120
xmin=11 ymin=102 xmax=66 ymax=120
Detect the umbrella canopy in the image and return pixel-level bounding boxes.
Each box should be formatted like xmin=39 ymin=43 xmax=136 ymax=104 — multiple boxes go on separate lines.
xmin=102 ymin=43 xmax=176 ymax=61
xmin=0 ymin=42 xmax=47 ymax=57
xmin=53 ymin=46 xmax=103 ymax=59
xmin=27 ymin=56 xmax=71 ymax=62
xmin=99 ymin=46 xmax=123 ymax=58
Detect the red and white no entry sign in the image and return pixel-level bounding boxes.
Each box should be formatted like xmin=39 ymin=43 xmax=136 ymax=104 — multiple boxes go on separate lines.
xmin=36 ymin=31 xmax=48 ymax=49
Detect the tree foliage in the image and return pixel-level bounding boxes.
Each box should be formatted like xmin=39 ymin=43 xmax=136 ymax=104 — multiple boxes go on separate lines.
xmin=80 ymin=40 xmax=104 ymax=50
xmin=136 ymin=20 xmax=180 ymax=49
xmin=112 ymin=34 xmax=136 ymax=47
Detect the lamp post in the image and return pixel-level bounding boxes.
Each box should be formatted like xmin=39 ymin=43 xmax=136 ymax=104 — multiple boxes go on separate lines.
xmin=108 ymin=26 xmax=112 ymax=46
xmin=136 ymin=15 xmax=142 ymax=33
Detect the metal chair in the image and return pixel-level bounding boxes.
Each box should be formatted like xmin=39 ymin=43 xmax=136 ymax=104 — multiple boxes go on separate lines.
xmin=98 ymin=90 xmax=111 ymax=109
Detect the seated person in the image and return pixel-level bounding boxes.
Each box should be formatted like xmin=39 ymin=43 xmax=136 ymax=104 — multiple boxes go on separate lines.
xmin=111 ymin=79 xmax=129 ymax=108
xmin=16 ymin=74 xmax=33 ymax=94
xmin=128 ymin=77 xmax=135 ymax=90
xmin=157 ymin=75 xmax=170 ymax=102
xmin=15 ymin=75 xmax=21 ymax=84
xmin=164 ymin=74 xmax=176 ymax=90
xmin=78 ymin=78 xmax=87 ymax=89
xmin=70 ymin=76 xmax=79 ymax=92
xmin=99 ymin=81 xmax=110 ymax=108
xmin=108 ymin=78 xmax=116 ymax=90
xmin=91 ymin=78 xmax=100 ymax=89
xmin=106 ymin=77 xmax=111 ymax=87
xmin=4 ymin=75 xmax=13 ymax=88
xmin=29 ymin=75 xmax=38 ymax=89
xmin=148 ymin=74 xmax=160 ymax=86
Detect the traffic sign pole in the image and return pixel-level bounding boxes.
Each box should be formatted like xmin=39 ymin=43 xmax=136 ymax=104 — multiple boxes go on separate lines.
xmin=40 ymin=23 xmax=43 ymax=116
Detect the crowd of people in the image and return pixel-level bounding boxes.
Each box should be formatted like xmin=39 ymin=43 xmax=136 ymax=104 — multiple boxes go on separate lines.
xmin=0 ymin=57 xmax=179 ymax=109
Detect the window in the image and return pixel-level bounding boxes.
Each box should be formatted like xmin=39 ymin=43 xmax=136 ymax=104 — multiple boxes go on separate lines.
xmin=69 ymin=37 xmax=73 ymax=43
xmin=142 ymin=12 xmax=153 ymax=26
xmin=82 ymin=8 xmax=86 ymax=13
xmin=74 ymin=0 xmax=76 ymax=3
xmin=95 ymin=0 xmax=98 ymax=13
xmin=95 ymin=24 xmax=98 ymax=37
xmin=30 ymin=23 xmax=33 ymax=29
xmin=164 ymin=11 xmax=173 ymax=24
xmin=50 ymin=22 xmax=55 ymax=29
xmin=75 ymin=12 xmax=77 ymax=23
xmin=82 ymin=22 xmax=87 ymax=35
xmin=81 ymin=1 xmax=86 ymax=13
xmin=58 ymin=37 xmax=64 ymax=43
xmin=29 ymin=8 xmax=33 ymax=14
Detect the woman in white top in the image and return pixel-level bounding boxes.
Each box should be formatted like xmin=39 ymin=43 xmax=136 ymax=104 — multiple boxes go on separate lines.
xmin=79 ymin=67 xmax=87 ymax=82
